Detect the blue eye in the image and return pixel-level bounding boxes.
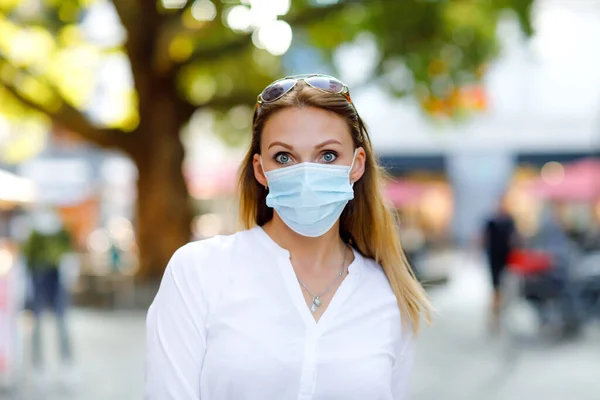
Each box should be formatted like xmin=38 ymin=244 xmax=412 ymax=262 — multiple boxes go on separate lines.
xmin=274 ymin=153 xmax=291 ymax=164
xmin=321 ymin=151 xmax=337 ymax=163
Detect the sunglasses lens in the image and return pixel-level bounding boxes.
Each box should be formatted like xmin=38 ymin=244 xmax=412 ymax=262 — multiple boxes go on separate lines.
xmin=306 ymin=76 xmax=344 ymax=93
xmin=260 ymin=79 xmax=296 ymax=102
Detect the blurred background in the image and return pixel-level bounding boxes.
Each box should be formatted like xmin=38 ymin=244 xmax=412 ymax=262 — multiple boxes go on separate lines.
xmin=0 ymin=0 xmax=599 ymax=399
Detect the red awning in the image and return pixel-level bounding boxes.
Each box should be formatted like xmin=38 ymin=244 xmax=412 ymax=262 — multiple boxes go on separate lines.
xmin=529 ymin=158 xmax=600 ymax=201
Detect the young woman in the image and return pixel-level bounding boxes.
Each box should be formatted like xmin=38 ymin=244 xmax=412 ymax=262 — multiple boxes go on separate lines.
xmin=146 ymin=74 xmax=430 ymax=399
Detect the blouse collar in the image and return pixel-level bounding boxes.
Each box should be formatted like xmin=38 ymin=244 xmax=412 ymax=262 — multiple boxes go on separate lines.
xmin=251 ymin=226 xmax=363 ymax=276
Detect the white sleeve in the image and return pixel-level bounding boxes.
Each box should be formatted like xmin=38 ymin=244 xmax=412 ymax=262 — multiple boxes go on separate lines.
xmin=145 ymin=246 xmax=207 ymax=399
xmin=392 ymin=330 xmax=415 ymax=400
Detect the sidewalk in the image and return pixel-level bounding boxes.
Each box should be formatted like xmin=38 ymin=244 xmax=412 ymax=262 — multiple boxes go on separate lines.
xmin=409 ymin=251 xmax=600 ymax=400
xmin=1 ymin=310 xmax=146 ymax=400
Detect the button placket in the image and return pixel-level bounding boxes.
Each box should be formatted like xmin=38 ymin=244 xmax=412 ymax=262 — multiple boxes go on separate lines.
xmin=297 ymin=328 xmax=320 ymax=400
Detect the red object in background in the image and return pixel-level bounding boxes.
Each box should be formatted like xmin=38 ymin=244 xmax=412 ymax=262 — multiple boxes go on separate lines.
xmin=507 ymin=249 xmax=553 ymax=275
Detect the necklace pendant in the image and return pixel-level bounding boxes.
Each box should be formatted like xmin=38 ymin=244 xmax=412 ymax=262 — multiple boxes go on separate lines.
xmin=310 ymin=297 xmax=322 ymax=313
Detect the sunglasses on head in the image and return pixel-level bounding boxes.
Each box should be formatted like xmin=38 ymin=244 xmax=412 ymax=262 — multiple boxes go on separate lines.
xmin=255 ymin=74 xmax=365 ymax=142
xmin=257 ymin=74 xmax=351 ymax=105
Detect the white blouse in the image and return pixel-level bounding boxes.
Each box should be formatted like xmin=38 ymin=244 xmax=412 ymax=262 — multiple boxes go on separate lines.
xmin=145 ymin=227 xmax=414 ymax=400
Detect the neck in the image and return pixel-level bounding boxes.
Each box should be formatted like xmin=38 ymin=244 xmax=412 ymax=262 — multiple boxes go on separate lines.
xmin=262 ymin=215 xmax=345 ymax=273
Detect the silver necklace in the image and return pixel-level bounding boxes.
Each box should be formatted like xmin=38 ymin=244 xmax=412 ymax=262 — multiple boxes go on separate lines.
xmin=297 ymin=245 xmax=348 ymax=313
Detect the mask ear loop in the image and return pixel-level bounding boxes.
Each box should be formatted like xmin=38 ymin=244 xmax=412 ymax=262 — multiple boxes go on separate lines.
xmin=259 ymin=156 xmax=268 ymax=190
xmin=349 ymin=149 xmax=358 ymax=186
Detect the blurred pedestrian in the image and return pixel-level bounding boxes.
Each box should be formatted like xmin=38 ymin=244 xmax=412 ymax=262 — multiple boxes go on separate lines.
xmin=482 ymin=199 xmax=516 ymax=332
xmin=525 ymin=202 xmax=584 ymax=337
xmin=109 ymin=240 xmax=122 ymax=273
xmin=21 ymin=207 xmax=74 ymax=386
xmin=146 ymin=75 xmax=431 ymax=399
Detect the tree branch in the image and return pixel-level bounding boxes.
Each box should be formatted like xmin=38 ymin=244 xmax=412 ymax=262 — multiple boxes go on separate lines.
xmin=111 ymin=0 xmax=139 ymax=42
xmin=179 ymin=1 xmax=347 ymax=67
xmin=113 ymin=0 xmax=169 ymax=97
xmin=0 ymin=56 xmax=135 ymax=152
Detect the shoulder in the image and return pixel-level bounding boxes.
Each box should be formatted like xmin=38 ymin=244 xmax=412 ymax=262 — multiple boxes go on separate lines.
xmin=167 ymin=229 xmax=257 ymax=281
xmin=171 ymin=228 xmax=259 ymax=260
xmin=161 ymin=230 xmax=260 ymax=310
xmin=358 ymin=253 xmax=394 ymax=290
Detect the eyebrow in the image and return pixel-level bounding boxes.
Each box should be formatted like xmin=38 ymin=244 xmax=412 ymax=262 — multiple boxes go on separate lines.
xmin=267 ymin=139 xmax=343 ymax=150
xmin=315 ymin=139 xmax=342 ymax=149
xmin=268 ymin=141 xmax=293 ymax=150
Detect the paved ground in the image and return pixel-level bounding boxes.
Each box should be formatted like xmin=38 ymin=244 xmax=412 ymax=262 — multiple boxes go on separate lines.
xmin=0 ymin=310 xmax=146 ymax=400
xmin=410 ymin=252 xmax=600 ymax=400
xmin=1 ymin=252 xmax=599 ymax=399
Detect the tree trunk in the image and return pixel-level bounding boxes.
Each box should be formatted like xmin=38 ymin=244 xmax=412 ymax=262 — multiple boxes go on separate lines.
xmin=131 ymin=84 xmax=194 ymax=281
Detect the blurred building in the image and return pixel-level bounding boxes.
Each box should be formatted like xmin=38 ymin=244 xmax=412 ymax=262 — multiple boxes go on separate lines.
xmin=13 ymin=127 xmax=136 ymax=247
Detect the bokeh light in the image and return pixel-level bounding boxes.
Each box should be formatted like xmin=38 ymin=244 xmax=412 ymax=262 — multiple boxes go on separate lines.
xmin=107 ymin=216 xmax=135 ymax=250
xmin=227 ymin=105 xmax=252 ymax=130
xmin=193 ymin=213 xmax=223 ymax=238
xmin=256 ymin=20 xmax=292 ymax=56
xmin=87 ymin=228 xmax=111 ymax=253
xmin=191 ymin=0 xmax=217 ymax=22
xmin=224 ymin=0 xmax=292 ymax=55
xmin=225 ymin=5 xmax=253 ymax=32
xmin=190 ymin=74 xmax=217 ymax=104
xmin=169 ymin=35 xmax=194 ymax=62
xmin=541 ymin=161 xmax=565 ymax=185
xmin=161 ymin=0 xmax=187 ymax=9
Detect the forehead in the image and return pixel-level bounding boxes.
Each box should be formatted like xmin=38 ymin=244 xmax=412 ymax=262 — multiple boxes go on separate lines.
xmin=261 ymin=107 xmax=352 ymax=148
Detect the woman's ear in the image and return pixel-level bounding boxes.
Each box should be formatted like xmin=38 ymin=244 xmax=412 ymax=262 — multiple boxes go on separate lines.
xmin=350 ymin=147 xmax=366 ymax=184
xmin=253 ymin=154 xmax=268 ymax=188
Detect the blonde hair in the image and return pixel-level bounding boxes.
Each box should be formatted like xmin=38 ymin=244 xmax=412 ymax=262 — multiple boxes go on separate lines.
xmin=238 ymin=81 xmax=431 ymax=333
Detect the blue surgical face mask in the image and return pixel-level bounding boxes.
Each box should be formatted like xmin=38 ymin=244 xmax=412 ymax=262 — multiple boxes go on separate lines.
xmin=262 ymin=151 xmax=357 ymax=237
